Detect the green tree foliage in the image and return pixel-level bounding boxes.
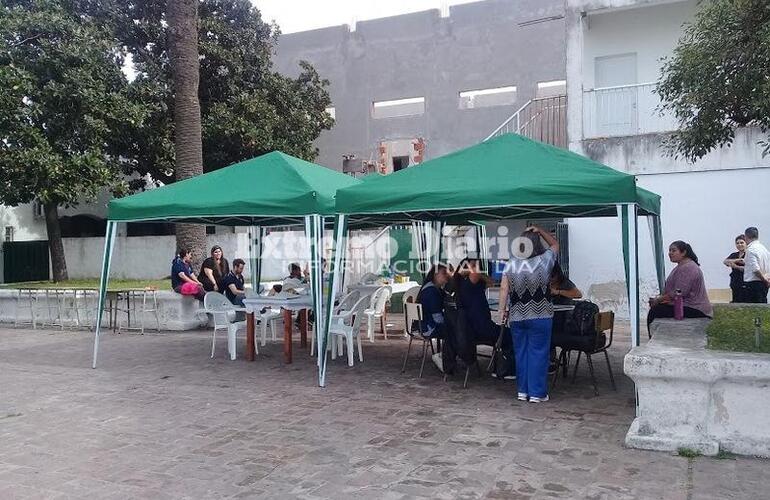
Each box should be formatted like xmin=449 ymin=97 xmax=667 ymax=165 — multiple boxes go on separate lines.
xmin=0 ymin=0 xmax=147 ymax=280
xmin=657 ymin=0 xmax=770 ymax=161
xmin=116 ymin=0 xmax=334 ymax=187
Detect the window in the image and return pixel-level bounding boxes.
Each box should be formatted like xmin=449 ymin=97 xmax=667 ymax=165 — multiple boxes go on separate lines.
xmin=392 ymin=156 xmax=410 ymax=172
xmin=459 ymin=86 xmax=517 ymax=109
xmin=325 ymin=106 xmax=336 ymax=120
xmin=372 ymin=97 xmax=425 ymax=119
xmin=536 ymin=80 xmax=566 ymax=98
xmin=4 ymin=226 xmax=14 ymax=242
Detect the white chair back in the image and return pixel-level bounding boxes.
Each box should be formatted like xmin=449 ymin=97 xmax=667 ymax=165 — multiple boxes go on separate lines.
xmin=369 ymin=286 xmax=392 ymax=313
xmin=336 ymin=290 xmax=361 ymax=313
xmin=402 ymin=285 xmax=421 ymax=306
xmin=349 ymin=295 xmax=371 ymax=332
xmin=404 ymin=302 xmax=423 ymax=336
xmin=204 ymin=292 xmax=235 ymax=327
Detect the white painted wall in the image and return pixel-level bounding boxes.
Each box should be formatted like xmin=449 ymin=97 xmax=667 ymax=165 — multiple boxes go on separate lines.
xmin=0 ymin=204 xmax=46 ymax=241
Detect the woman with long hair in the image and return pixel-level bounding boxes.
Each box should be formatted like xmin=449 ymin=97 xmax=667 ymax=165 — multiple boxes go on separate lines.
xmin=200 ymin=245 xmax=230 ymax=293
xmin=499 ymin=226 xmax=559 ymax=403
xmin=416 ymin=263 xmax=450 ymax=338
xmin=648 ymin=240 xmax=712 ymax=334
xmin=723 ymin=235 xmax=747 ymax=303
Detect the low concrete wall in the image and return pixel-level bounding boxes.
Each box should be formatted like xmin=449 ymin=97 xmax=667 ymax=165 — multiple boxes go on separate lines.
xmin=624 ymin=317 xmax=770 ymax=457
xmin=0 ymin=289 xmax=208 ymax=331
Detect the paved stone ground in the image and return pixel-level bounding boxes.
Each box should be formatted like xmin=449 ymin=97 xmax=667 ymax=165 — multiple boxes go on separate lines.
xmin=0 ymin=323 xmax=767 ymax=499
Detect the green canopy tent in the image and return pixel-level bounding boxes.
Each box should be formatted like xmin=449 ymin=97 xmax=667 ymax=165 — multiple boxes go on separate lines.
xmin=321 ymin=133 xmax=664 ymax=386
xmin=91 ymin=151 xmax=360 ymax=385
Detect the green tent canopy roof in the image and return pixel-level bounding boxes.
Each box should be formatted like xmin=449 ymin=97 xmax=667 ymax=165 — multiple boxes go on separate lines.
xmin=108 ymin=151 xmax=359 ymax=225
xmin=335 ymin=134 xmax=660 ymax=226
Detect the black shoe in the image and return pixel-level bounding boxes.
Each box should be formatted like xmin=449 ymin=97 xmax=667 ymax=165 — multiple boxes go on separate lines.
xmin=548 ymin=363 xmax=557 ymax=375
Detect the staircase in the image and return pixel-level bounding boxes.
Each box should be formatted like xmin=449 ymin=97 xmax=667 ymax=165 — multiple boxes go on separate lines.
xmin=485 ymin=94 xmax=567 ymax=147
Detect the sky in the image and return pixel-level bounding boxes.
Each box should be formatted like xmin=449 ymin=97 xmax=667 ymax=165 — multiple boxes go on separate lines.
xmin=254 ymin=0 xmax=482 ymax=34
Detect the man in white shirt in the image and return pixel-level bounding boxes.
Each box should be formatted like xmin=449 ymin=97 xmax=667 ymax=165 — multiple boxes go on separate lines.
xmin=743 ymin=227 xmax=770 ymax=303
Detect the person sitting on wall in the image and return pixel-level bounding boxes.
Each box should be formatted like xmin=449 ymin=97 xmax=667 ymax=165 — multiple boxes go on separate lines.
xmin=647 ymin=240 xmax=713 ymax=335
xmin=222 ymin=258 xmax=246 ymax=306
xmin=200 ymin=245 xmax=230 ymax=293
xmin=171 ymin=248 xmax=205 ymax=301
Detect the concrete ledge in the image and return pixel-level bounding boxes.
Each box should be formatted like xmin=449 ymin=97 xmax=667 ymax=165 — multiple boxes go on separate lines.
xmin=624 ymin=317 xmax=770 ymax=458
xmin=0 ymin=289 xmax=208 ymax=331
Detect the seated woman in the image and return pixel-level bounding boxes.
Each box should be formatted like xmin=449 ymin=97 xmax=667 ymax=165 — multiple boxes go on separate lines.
xmin=648 ymin=240 xmax=713 ymax=334
xmin=200 ymin=245 xmax=230 ymax=293
xmin=550 ymin=262 xmax=583 ymax=305
xmin=453 ymin=258 xmax=500 ymax=345
xmin=549 ymin=262 xmax=583 ymax=373
xmin=416 ymin=264 xmax=450 ymax=338
xmin=170 ymin=248 xmax=206 ymax=301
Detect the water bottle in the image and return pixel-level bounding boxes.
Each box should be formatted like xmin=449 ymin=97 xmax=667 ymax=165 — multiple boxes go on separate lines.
xmin=674 ymin=289 xmax=684 ymax=320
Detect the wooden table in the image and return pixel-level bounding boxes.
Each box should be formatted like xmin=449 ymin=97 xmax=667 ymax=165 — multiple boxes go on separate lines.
xmin=242 ymin=294 xmax=313 ymax=364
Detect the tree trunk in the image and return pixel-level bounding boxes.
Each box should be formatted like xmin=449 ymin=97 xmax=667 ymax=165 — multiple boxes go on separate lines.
xmin=43 ymin=202 xmax=68 ymax=282
xmin=167 ymin=0 xmax=206 ymax=270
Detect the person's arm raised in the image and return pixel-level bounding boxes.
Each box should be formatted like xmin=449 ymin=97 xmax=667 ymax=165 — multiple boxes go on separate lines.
xmin=527 ymin=225 xmax=559 ymax=254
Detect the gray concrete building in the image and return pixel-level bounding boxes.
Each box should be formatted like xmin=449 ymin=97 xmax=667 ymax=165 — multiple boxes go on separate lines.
xmin=272 ymin=0 xmax=566 ymax=174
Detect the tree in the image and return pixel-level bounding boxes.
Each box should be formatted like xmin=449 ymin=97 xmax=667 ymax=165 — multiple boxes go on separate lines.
xmin=166 ymin=0 xmax=206 ymax=267
xmin=0 ymin=0 xmax=147 ymax=281
xmin=116 ymin=0 xmax=334 ymax=186
xmin=657 ymin=0 xmax=770 ymax=161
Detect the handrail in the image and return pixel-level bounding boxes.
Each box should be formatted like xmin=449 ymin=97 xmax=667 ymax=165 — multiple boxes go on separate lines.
xmin=484 ymin=99 xmax=532 ymax=141
xmin=585 ymin=81 xmax=657 ymax=92
xmin=485 ymin=94 xmax=567 ymax=147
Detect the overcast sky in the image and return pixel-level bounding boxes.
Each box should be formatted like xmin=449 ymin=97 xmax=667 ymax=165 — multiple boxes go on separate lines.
xmin=254 ymin=0 xmax=481 ymax=34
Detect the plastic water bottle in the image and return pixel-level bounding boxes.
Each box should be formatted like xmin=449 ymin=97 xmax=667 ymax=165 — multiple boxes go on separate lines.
xmin=674 ymin=289 xmax=684 ymax=320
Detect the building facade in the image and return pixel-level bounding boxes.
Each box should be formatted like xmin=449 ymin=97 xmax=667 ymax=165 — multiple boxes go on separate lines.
xmin=565 ymin=0 xmax=770 ymax=304
xmin=272 ymin=0 xmax=566 ymax=173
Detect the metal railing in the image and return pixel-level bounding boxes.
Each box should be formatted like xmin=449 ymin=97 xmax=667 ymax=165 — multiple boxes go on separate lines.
xmin=582 ymin=82 xmax=679 ymax=139
xmin=485 ymin=94 xmax=567 ymax=148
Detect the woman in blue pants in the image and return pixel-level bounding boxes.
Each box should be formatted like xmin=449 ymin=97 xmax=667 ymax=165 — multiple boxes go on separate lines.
xmin=499 ymin=226 xmax=559 ymax=403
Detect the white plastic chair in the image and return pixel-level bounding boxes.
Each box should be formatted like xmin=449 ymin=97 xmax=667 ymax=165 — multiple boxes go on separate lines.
xmin=401 ymin=301 xmax=434 ymax=378
xmin=329 ymin=295 xmax=370 ymax=366
xmin=309 ymin=289 xmax=361 ymax=357
xmin=204 ymin=292 xmax=247 ymax=360
xmin=257 ymin=308 xmax=281 ymax=346
xmin=364 ymin=286 xmax=392 ymax=342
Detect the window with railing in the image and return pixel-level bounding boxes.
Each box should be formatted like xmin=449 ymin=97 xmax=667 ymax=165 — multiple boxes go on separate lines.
xmin=582 ymin=82 xmax=679 ymax=139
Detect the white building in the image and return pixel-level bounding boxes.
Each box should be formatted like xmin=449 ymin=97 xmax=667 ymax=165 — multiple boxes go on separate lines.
xmin=565 ymin=0 xmax=770 ymax=305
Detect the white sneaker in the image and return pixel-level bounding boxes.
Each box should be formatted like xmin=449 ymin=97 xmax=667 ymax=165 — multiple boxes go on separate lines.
xmin=529 ymin=395 xmax=550 ymax=403
xmin=431 ymin=353 xmax=444 ymax=373
xmin=491 ymin=373 xmax=517 ymax=380
xmin=517 ymin=393 xmax=528 ymax=401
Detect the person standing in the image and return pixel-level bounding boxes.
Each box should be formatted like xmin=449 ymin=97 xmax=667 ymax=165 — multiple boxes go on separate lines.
xmin=499 ymin=226 xmax=559 ymax=403
xmin=723 ymin=235 xmax=747 ymax=303
xmin=200 ymin=245 xmax=230 ymax=293
xmin=743 ymin=227 xmax=770 ymax=304
xmin=222 ymin=258 xmax=246 ymax=306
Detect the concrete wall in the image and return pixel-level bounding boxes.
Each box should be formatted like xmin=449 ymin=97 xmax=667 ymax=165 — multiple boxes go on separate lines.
xmin=272 ymin=0 xmax=566 ymax=170
xmin=625 ymin=314 xmax=770 ymax=457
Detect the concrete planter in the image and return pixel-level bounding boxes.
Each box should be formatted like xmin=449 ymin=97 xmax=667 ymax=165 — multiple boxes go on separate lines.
xmin=0 ymin=288 xmax=207 ymax=331
xmin=624 ymin=317 xmax=770 ymax=457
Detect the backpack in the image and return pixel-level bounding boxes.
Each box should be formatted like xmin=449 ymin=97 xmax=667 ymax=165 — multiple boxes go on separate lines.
xmin=564 ymin=301 xmax=599 ymax=337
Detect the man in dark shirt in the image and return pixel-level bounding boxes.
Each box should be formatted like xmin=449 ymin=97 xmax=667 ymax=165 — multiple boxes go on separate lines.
xmin=222 ymin=258 xmax=246 ymax=306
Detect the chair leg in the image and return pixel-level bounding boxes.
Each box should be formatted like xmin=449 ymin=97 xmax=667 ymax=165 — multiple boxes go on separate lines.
xmin=381 ymin=315 xmax=388 ymax=340
xmin=463 ymin=366 xmax=471 ymax=389
xmin=586 ymin=353 xmax=599 ymax=396
xmin=603 ymin=350 xmax=617 ymax=391
xmin=418 ymin=341 xmax=428 ymax=378
xmin=356 ymin=334 xmax=363 ymax=362
xmin=367 ymin=315 xmax=374 ymax=343
xmin=210 ymin=329 xmax=217 ymax=358
xmin=228 ymin=325 xmax=237 ymax=361
xmin=401 ymin=336 xmax=413 ymax=373
xmin=330 ymin=334 xmax=337 ymax=360
xmin=260 ymin=320 xmax=268 ymax=346
xmin=346 ymin=333 xmax=355 ymax=367
xmin=572 ymin=351 xmax=582 ymax=384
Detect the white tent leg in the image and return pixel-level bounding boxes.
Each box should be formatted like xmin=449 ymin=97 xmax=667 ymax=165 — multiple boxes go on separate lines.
xmin=321 ymin=214 xmax=347 ymax=387
xmin=92 ymin=221 xmax=118 ymax=368
xmin=617 ymin=204 xmax=640 ymax=348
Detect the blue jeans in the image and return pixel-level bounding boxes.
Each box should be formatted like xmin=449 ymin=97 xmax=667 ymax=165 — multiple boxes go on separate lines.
xmin=511 ymin=317 xmax=553 ymax=398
